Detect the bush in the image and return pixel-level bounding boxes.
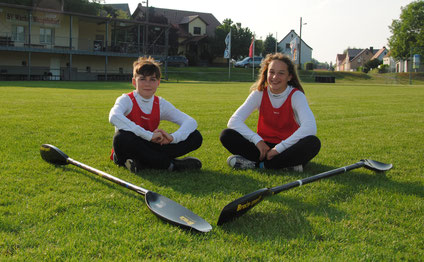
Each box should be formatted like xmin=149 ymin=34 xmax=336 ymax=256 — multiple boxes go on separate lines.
xmin=378 ymin=64 xmax=389 ymax=73
xmin=305 ymin=62 xmax=314 ymax=70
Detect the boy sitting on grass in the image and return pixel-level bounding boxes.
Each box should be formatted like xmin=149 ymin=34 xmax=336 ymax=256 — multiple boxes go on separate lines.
xmin=109 ymin=57 xmax=202 ymax=172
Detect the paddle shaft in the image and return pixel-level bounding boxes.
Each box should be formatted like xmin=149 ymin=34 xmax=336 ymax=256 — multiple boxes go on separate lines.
xmin=67 ymin=158 xmax=148 ymax=195
xmin=271 ymin=161 xmax=365 ymax=195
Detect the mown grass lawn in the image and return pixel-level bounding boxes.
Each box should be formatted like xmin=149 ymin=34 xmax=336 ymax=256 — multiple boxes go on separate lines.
xmin=0 ymin=80 xmax=423 ymax=261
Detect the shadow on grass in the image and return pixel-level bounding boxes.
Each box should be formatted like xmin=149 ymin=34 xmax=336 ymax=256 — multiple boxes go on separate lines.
xmin=55 ymin=160 xmax=421 ymax=240
xmin=213 ymin=162 xmax=422 ymax=240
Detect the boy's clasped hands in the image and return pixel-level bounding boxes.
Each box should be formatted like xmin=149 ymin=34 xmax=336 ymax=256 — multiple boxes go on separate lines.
xmin=151 ymin=129 xmax=173 ymax=145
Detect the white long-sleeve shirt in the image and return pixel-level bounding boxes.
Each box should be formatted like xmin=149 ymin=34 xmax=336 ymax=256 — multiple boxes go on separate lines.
xmin=109 ymin=91 xmax=197 ymax=144
xmin=227 ymin=86 xmax=317 ymax=153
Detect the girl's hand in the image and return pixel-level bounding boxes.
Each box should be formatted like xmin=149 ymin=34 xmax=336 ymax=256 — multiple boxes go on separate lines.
xmin=151 ymin=131 xmax=164 ymax=144
xmin=154 ymin=129 xmax=174 ymax=145
xmin=266 ymin=148 xmax=279 ymax=160
xmin=256 ymin=140 xmax=270 ymax=161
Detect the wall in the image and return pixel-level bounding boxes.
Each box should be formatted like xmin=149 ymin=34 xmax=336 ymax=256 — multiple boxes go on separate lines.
xmin=188 ymin=18 xmax=206 ymax=35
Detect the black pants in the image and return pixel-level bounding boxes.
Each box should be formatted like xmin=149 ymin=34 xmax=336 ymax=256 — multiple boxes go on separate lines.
xmin=220 ymin=128 xmax=321 ymax=169
xmin=113 ymin=130 xmax=202 ymax=169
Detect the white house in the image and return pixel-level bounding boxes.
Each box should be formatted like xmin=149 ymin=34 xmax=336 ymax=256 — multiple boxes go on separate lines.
xmin=382 ymin=51 xmax=396 ymax=72
xmin=277 ymin=30 xmax=312 ymax=67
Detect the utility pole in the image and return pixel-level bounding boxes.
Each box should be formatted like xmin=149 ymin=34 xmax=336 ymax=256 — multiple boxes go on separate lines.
xmin=299 ymin=17 xmax=302 ymax=69
xmin=146 ymin=0 xmax=149 ymax=55
xmin=275 ymin=32 xmax=277 ymax=53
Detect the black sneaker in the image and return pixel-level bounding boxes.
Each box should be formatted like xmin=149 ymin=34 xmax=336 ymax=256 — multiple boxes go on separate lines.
xmin=125 ymin=159 xmax=141 ymax=174
xmin=172 ymin=157 xmax=202 ymax=171
xmin=112 ymin=152 xmax=119 ymax=165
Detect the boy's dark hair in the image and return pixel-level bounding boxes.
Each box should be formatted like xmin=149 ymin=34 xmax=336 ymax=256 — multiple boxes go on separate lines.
xmin=133 ymin=56 xmax=161 ymax=79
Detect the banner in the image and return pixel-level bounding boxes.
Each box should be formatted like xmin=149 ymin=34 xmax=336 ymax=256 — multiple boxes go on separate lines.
xmin=413 ymin=54 xmax=420 ymax=69
xmin=224 ymin=31 xmax=231 ymax=58
xmin=249 ymin=37 xmax=254 ymax=58
xmin=290 ymin=37 xmax=298 ymax=61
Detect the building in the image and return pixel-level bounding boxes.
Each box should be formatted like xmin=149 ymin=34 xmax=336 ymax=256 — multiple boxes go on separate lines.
xmin=348 ymin=48 xmax=375 ymax=71
xmin=132 ymin=5 xmax=220 ymax=65
xmin=335 ymin=47 xmax=379 ymax=72
xmin=335 ymin=54 xmax=346 ymax=71
xmin=382 ymin=51 xmax=396 ymax=72
xmin=0 ymin=2 xmax=169 ymax=81
xmin=277 ymin=30 xmax=312 ymax=67
xmin=371 ymin=47 xmax=388 ymax=61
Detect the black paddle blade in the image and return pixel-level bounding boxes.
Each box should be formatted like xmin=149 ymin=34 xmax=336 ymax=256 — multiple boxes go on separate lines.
xmin=217 ymin=188 xmax=270 ymax=226
xmin=362 ymin=159 xmax=393 ymax=172
xmin=40 ymin=144 xmax=69 ymax=165
xmin=145 ymin=191 xmax=212 ymax=233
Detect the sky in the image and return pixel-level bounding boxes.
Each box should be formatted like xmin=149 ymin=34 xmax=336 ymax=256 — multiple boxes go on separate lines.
xmin=104 ymin=0 xmax=415 ymax=64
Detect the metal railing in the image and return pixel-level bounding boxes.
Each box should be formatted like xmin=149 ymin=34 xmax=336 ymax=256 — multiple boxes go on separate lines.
xmin=0 ymin=32 xmax=167 ymax=56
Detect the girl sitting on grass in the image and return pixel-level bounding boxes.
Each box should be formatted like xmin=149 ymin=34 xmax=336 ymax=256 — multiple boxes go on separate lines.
xmin=220 ymin=53 xmax=320 ymax=171
xmin=109 ymin=57 xmax=202 ymax=172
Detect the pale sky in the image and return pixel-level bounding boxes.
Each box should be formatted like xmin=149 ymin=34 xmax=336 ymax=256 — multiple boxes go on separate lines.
xmin=105 ymin=0 xmax=414 ymax=64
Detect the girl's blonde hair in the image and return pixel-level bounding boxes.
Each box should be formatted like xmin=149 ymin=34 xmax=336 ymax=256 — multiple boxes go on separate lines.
xmin=250 ymin=53 xmax=304 ymax=94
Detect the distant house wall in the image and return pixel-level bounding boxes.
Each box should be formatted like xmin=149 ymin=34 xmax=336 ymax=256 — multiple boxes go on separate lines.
xmin=277 ymin=30 xmax=312 ymax=66
xmin=188 ymin=18 xmax=206 ymax=35
xmin=374 ymin=49 xmax=388 ymax=61
xmin=383 ymin=56 xmax=396 ymax=72
xmin=350 ymin=49 xmax=374 ymax=71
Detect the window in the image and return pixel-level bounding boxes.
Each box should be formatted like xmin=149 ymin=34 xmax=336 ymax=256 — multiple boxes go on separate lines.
xmin=40 ymin=28 xmax=53 ymax=44
xmin=13 ymin=26 xmax=25 ymax=42
xmin=286 ymin=43 xmax=290 ymax=49
xmin=94 ymin=35 xmax=104 ymax=51
xmin=193 ymin=27 xmax=201 ymax=35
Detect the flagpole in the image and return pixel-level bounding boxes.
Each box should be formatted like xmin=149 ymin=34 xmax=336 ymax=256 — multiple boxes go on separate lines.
xmin=224 ymin=29 xmax=231 ymax=80
xmin=252 ymin=34 xmax=255 ymax=81
xmin=275 ymin=32 xmax=278 ymax=53
xmin=228 ymin=28 xmax=231 ymax=80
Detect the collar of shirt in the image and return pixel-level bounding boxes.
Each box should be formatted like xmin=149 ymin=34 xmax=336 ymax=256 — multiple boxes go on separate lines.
xmin=268 ymin=85 xmax=293 ymax=98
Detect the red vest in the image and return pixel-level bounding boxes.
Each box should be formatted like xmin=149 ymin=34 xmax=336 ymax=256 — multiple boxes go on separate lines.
xmin=125 ymin=92 xmax=160 ymax=132
xmin=110 ymin=92 xmax=160 ymax=160
xmin=257 ymin=88 xmax=299 ymax=143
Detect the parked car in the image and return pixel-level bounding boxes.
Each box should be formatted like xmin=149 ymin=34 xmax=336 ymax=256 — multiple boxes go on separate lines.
xmin=165 ymin=56 xmax=189 ymax=67
xmin=234 ymin=56 xmax=264 ymax=68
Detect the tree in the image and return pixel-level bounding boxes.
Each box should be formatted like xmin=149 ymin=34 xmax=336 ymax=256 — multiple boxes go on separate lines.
xmin=254 ymin=39 xmax=263 ymax=57
xmin=362 ymin=59 xmax=382 ymax=73
xmin=64 ymin=0 xmax=102 ymax=15
xmin=388 ymin=0 xmax=424 ymax=60
xmin=263 ymin=34 xmax=280 ymax=56
xmin=210 ymin=19 xmax=254 ymax=61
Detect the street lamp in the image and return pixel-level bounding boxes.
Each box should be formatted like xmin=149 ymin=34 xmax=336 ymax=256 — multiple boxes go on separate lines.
xmin=298 ymin=17 xmax=307 ymax=69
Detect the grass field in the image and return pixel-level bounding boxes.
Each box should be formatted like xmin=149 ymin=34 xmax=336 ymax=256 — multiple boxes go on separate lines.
xmin=0 ymin=79 xmax=423 ymax=261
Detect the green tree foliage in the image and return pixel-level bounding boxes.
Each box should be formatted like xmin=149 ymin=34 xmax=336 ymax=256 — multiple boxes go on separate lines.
xmin=210 ymin=18 xmax=254 ymax=60
xmin=263 ymin=34 xmax=280 ymax=55
xmin=254 ymin=39 xmax=263 ymax=57
xmin=388 ymin=0 xmax=424 ymax=59
xmin=64 ymin=0 xmax=102 ymax=16
xmin=362 ymin=59 xmax=383 ymax=73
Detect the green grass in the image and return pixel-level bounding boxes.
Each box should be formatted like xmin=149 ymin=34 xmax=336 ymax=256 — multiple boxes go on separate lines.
xmin=0 ymin=80 xmax=423 ymax=261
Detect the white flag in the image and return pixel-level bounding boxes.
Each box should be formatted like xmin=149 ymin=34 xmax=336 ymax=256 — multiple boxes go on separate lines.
xmin=290 ymin=37 xmax=298 ymax=61
xmin=224 ymin=31 xmax=231 ymax=58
